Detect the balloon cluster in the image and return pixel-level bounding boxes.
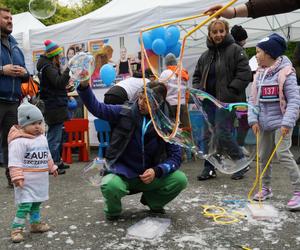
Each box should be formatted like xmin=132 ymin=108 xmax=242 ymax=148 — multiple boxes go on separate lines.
xmin=68 ymin=52 xmax=95 ymax=82
xmin=140 ymin=25 xmax=181 ymax=57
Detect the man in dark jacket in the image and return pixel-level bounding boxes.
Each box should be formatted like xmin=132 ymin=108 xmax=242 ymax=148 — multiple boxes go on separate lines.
xmin=206 ymin=0 xmax=300 ymax=19
xmin=0 ymin=7 xmax=29 ymax=187
xmin=37 ymin=40 xmax=70 ymax=174
xmin=78 ymin=80 xmax=188 ymax=220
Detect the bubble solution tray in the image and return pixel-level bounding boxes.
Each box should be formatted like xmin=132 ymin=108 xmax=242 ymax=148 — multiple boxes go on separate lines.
xmin=126 ymin=217 xmax=171 ymax=240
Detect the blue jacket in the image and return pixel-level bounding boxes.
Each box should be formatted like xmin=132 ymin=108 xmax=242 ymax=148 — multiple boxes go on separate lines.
xmin=0 ymin=35 xmax=28 ymax=103
xmin=78 ymin=86 xmax=182 ymax=179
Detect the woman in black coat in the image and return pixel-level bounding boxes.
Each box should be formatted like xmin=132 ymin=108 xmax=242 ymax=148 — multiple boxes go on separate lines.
xmin=192 ymin=19 xmax=252 ymax=181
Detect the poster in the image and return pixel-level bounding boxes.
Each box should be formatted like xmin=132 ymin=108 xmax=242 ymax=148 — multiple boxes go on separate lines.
xmin=88 ymin=39 xmax=109 ymax=53
xmin=88 ymin=39 xmax=118 ymax=88
xmin=32 ymin=49 xmax=45 ymax=62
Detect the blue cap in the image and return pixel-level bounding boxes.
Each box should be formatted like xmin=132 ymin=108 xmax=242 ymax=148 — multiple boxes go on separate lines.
xmin=257 ymin=33 xmax=287 ymax=59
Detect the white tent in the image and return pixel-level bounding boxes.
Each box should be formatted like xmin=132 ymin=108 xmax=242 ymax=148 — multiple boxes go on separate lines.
xmin=29 ymin=0 xmax=300 ymax=46
xmin=28 ymin=0 xmax=300 ymax=73
xmin=12 ymin=12 xmax=46 ymax=73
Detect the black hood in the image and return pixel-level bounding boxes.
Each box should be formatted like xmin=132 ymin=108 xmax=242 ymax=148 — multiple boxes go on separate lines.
xmin=206 ymin=33 xmax=235 ymax=50
xmin=36 ymin=55 xmax=52 ymax=72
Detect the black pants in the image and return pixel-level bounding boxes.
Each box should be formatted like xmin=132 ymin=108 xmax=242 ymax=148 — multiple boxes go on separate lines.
xmin=202 ymin=101 xmax=243 ymax=171
xmin=0 ymin=102 xmax=18 ymax=183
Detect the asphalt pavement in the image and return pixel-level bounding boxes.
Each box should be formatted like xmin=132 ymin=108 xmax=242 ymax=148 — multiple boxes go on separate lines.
xmin=1 ymin=149 xmax=300 ymax=250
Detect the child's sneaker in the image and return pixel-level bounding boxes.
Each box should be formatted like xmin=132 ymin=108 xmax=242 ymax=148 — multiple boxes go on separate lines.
xmin=30 ymin=222 xmax=50 ymax=233
xmin=11 ymin=228 xmax=24 ymax=243
xmin=253 ymin=186 xmax=273 ymax=201
xmin=287 ymin=192 xmax=300 ymax=211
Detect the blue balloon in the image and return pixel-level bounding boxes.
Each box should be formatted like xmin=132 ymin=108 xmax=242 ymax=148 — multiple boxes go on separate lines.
xmin=100 ymin=64 xmax=116 ymax=86
xmin=164 ymin=46 xmax=172 ymax=56
xmin=68 ymin=98 xmax=77 ymax=110
xmin=139 ymin=32 xmax=153 ymax=50
xmin=152 ymin=38 xmax=167 ymax=56
xmin=151 ymin=27 xmax=166 ymax=40
xmin=165 ymin=25 xmax=180 ymax=47
xmin=168 ymin=42 xmax=181 ymax=58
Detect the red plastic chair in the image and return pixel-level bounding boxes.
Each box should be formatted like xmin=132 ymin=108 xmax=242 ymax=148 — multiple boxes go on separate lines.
xmin=62 ymin=118 xmax=89 ymax=164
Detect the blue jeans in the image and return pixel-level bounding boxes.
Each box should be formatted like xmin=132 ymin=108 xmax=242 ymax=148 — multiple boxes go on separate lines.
xmin=47 ymin=123 xmax=63 ymax=164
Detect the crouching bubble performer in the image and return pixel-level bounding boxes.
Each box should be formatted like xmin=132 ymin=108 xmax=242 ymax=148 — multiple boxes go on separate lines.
xmin=77 ymin=79 xmax=188 ymax=221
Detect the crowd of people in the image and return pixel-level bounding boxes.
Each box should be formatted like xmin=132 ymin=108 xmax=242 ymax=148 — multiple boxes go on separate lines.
xmin=1 ymin=0 xmax=300 ymax=243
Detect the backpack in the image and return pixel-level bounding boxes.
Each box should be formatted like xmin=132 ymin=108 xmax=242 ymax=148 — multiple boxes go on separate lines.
xmin=21 ymin=76 xmax=39 ymax=98
xmin=21 ymin=76 xmax=45 ymax=113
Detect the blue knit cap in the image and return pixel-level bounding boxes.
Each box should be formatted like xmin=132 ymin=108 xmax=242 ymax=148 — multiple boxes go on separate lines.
xmin=257 ymin=33 xmax=287 ymax=59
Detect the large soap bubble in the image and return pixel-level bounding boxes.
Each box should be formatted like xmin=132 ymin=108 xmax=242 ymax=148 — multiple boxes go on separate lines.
xmin=29 ymin=0 xmax=57 ymax=19
xmin=82 ymin=158 xmax=106 ymax=187
xmin=68 ymin=52 xmax=95 ymax=82
xmin=143 ymin=83 xmax=257 ymax=175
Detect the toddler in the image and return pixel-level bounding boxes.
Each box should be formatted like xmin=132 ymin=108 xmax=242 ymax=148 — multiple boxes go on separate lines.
xmin=8 ymin=100 xmax=58 ymax=243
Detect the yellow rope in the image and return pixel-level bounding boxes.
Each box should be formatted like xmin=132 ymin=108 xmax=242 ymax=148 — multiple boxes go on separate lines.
xmin=247 ymin=132 xmax=283 ymax=206
xmin=202 ymin=205 xmax=226 ymax=218
xmin=201 ymin=204 xmax=245 ymax=225
xmin=247 ymin=132 xmax=260 ymax=204
xmin=213 ymin=214 xmax=239 ymax=224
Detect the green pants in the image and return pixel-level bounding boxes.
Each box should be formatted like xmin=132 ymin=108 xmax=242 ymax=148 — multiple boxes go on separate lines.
xmin=12 ymin=202 xmax=41 ymax=229
xmin=100 ymin=170 xmax=188 ymax=217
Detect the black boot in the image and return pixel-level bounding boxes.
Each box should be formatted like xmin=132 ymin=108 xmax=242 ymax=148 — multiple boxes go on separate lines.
xmin=140 ymin=195 xmax=165 ymax=214
xmin=197 ymin=162 xmax=217 ymax=181
xmin=58 ymin=162 xmax=70 ymax=170
xmin=50 ymin=168 xmax=65 ymax=175
xmin=231 ymin=165 xmax=250 ymax=180
xmin=57 ymin=169 xmax=66 ymax=175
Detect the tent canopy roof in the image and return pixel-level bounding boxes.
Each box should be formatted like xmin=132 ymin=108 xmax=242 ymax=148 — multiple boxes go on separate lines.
xmin=29 ymin=0 xmax=300 ymax=51
xmin=12 ymin=12 xmax=46 ymax=35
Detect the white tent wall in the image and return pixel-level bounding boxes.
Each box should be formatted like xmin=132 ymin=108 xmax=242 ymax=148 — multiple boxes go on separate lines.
xmin=12 ymin=12 xmax=46 ymax=73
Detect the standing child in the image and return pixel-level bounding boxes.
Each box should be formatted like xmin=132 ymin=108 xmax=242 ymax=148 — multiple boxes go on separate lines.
xmin=8 ymin=100 xmax=58 ymax=243
xmin=248 ymin=33 xmax=300 ymax=210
